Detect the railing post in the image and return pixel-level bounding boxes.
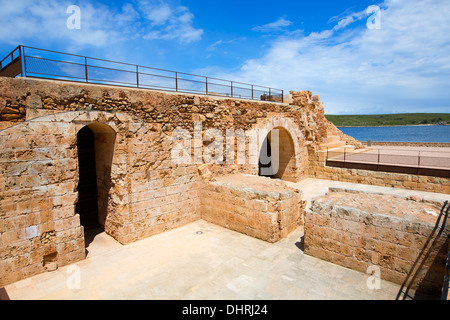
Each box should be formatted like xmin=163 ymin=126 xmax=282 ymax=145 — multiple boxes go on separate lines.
xmin=85 ymin=57 xmax=88 ymax=82
xmin=19 ymin=45 xmax=24 ymax=77
xmin=251 ymin=85 xmax=254 ymax=100
xmin=377 ymin=148 xmax=381 ymax=171
xmin=206 ymin=77 xmax=208 ymax=94
xmin=343 ymin=147 xmax=346 ymax=168
xmin=22 ymin=46 xmax=28 ymax=78
xmin=136 ymin=65 xmax=139 ymax=88
xmin=282 ymin=90 xmax=284 ymax=103
xmin=175 ymin=72 xmax=178 ymax=91
xmin=418 ymin=151 xmax=421 ymax=175
xmin=231 ymin=81 xmax=233 ymax=98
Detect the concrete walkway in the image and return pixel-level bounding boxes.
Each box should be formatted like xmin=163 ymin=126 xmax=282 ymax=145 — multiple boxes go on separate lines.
xmin=3 ymin=178 xmax=447 ymax=300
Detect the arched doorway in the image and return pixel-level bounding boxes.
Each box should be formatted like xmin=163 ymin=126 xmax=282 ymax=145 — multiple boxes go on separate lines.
xmin=258 ymin=127 xmax=296 ymax=182
xmin=76 ymin=123 xmax=116 ymax=232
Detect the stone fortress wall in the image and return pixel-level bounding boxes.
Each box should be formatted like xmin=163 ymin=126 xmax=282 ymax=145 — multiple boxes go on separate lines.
xmin=0 ymin=77 xmax=448 ymax=290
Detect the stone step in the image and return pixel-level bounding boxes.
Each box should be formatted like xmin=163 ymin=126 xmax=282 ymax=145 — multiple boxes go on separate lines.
xmin=328 ymin=145 xmax=356 ymax=153
xmin=318 ymin=141 xmax=347 ymax=150
xmin=322 ymin=135 xmax=340 ymax=144
xmin=317 ymin=146 xmax=373 ymax=163
xmin=349 ymin=147 xmax=373 ymax=154
xmin=318 ymin=145 xmax=356 ymax=158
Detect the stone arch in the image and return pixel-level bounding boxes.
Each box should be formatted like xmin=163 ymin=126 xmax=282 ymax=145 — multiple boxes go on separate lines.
xmin=253 ymin=116 xmax=304 ymax=182
xmin=259 ymin=126 xmax=297 ymax=181
xmin=26 ymin=110 xmax=144 ymax=241
xmin=0 ymin=109 xmax=147 ymax=283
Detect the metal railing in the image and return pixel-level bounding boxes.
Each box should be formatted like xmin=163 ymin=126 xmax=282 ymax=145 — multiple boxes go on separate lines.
xmin=0 ymin=45 xmax=284 ymax=103
xmin=0 ymin=46 xmax=23 ymax=77
xmin=326 ymin=147 xmax=450 ymax=169
xmin=325 ymin=146 xmax=450 ymax=177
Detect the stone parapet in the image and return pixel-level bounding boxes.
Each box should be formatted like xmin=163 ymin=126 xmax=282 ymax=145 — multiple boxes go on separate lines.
xmin=201 ymin=174 xmax=304 ymax=243
xmin=304 ymin=191 xmax=449 ymax=297
xmin=310 ymin=165 xmax=450 ymax=194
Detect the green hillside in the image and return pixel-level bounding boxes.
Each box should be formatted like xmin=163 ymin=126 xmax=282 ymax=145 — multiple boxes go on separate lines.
xmin=325 ymin=113 xmax=450 ymax=127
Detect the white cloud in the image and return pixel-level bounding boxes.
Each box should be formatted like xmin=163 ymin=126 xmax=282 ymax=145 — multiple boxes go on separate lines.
xmin=0 ymin=1 xmax=123 ymax=48
xmin=206 ymin=37 xmax=246 ymax=51
xmin=138 ymin=1 xmax=203 ymax=43
xmin=0 ymin=0 xmax=203 ymax=48
xmin=331 ymin=9 xmax=368 ymax=31
xmin=214 ymin=0 xmax=450 ymax=114
xmin=252 ymin=17 xmax=293 ymax=33
xmin=141 ymin=2 xmax=173 ymax=26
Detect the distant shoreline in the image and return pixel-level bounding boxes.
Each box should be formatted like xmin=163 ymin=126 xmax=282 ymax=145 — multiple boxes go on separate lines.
xmin=326 ymin=113 xmax=450 ymax=127
xmin=360 ymin=141 xmax=450 ymax=147
xmin=338 ymin=125 xmax=450 ymax=143
xmin=337 ymin=124 xmax=449 ymax=128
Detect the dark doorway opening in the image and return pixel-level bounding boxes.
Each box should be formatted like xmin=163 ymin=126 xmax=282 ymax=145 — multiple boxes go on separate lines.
xmin=76 ymin=126 xmax=100 ymax=231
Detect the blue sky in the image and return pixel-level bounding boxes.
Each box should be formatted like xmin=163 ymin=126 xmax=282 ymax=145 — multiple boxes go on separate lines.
xmin=1 ymin=0 xmax=449 ymax=115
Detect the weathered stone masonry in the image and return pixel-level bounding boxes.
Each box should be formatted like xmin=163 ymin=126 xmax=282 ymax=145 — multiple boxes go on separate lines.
xmin=1 ymin=76 xmax=449 ymax=288
xmin=0 ymin=77 xmax=321 ymax=286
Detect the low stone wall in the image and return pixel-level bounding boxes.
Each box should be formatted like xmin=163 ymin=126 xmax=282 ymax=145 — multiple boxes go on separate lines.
xmin=311 ymin=165 xmax=450 ymax=194
xmin=201 ymin=175 xmax=304 ymax=243
xmin=304 ymin=191 xmax=449 ymax=297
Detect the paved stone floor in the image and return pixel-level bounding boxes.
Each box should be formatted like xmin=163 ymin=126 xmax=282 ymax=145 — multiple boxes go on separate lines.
xmin=2 ymin=220 xmax=401 ymax=300
xmin=3 ymin=178 xmax=447 ymax=300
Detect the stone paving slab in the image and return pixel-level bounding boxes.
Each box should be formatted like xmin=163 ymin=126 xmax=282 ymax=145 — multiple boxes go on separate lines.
xmin=3 ymin=218 xmax=406 ymax=300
